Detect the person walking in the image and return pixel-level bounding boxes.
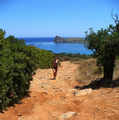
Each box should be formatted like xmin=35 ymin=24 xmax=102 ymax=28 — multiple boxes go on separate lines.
xmin=52 ymin=57 xmax=61 ymax=80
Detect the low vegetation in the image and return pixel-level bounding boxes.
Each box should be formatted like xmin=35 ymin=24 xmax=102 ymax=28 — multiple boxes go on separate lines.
xmin=75 ymin=58 xmax=119 ymax=88
xmin=55 ymin=53 xmax=91 ymax=62
xmin=0 ymin=29 xmax=54 ymax=112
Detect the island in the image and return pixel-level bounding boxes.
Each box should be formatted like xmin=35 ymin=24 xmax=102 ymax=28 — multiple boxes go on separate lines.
xmin=54 ymin=35 xmax=85 ymax=43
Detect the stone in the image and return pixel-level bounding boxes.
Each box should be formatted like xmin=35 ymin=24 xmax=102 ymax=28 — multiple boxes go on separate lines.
xmin=59 ymin=111 xmax=77 ymax=120
xmin=74 ymin=88 xmax=92 ymax=96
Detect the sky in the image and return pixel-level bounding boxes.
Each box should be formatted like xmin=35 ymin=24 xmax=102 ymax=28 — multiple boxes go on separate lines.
xmin=0 ymin=0 xmax=119 ymax=37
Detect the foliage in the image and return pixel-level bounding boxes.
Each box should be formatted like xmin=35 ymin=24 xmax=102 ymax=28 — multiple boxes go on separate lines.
xmin=55 ymin=53 xmax=91 ymax=62
xmin=85 ymin=17 xmax=119 ymax=81
xmin=24 ymin=46 xmax=55 ymax=69
xmin=0 ymin=29 xmax=54 ymax=111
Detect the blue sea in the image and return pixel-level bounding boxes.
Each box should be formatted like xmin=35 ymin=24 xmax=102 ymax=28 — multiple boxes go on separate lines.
xmin=23 ymin=37 xmax=92 ymax=55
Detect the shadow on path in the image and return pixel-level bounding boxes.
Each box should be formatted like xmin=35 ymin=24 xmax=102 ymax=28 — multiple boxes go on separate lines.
xmin=74 ymin=77 xmax=119 ymax=90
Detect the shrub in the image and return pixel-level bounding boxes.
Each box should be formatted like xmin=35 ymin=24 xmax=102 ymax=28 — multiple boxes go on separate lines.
xmin=0 ymin=30 xmax=54 ymax=111
xmin=24 ymin=46 xmax=54 ymax=69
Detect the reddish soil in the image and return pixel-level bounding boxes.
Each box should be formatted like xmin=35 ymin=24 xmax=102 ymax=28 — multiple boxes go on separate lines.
xmin=0 ymin=61 xmax=119 ymax=120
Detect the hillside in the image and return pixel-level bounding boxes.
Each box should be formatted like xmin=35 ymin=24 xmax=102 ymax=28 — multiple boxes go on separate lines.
xmin=0 ymin=59 xmax=119 ymax=120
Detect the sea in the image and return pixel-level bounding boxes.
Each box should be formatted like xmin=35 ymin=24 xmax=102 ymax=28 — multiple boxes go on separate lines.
xmin=22 ymin=37 xmax=92 ymax=55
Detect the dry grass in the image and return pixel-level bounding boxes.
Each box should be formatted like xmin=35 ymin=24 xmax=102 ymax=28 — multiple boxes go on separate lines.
xmin=75 ymin=58 xmax=102 ymax=86
xmin=75 ymin=58 xmax=119 ymax=87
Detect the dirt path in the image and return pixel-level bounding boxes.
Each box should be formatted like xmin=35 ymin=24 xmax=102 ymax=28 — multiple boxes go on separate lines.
xmin=0 ymin=61 xmax=119 ymax=120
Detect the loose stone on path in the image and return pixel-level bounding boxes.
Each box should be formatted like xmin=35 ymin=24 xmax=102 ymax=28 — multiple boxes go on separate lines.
xmin=59 ymin=111 xmax=77 ymax=120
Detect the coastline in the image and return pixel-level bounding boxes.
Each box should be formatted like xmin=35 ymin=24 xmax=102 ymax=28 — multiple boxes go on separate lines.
xmin=23 ymin=37 xmax=92 ymax=55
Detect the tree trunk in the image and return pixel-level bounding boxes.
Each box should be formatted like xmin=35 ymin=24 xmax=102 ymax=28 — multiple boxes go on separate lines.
xmin=103 ymin=65 xmax=113 ymax=82
xmin=103 ymin=56 xmax=115 ymax=83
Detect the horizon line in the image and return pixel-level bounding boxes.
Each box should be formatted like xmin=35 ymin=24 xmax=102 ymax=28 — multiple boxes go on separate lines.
xmin=17 ymin=36 xmax=85 ymax=38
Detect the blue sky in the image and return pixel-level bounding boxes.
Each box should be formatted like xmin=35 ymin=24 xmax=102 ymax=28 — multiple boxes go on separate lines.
xmin=0 ymin=0 xmax=119 ymax=37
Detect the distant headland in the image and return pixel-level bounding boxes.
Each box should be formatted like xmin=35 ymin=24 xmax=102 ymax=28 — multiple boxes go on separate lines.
xmin=54 ymin=36 xmax=85 ymax=43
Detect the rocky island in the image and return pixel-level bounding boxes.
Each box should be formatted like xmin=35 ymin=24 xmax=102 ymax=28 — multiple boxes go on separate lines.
xmin=54 ymin=35 xmax=85 ymax=43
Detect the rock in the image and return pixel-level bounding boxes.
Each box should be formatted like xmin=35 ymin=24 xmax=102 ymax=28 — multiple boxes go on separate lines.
xmin=59 ymin=111 xmax=77 ymax=120
xmin=18 ymin=116 xmax=24 ymax=120
xmin=17 ymin=113 xmax=22 ymax=116
xmin=66 ymin=89 xmax=78 ymax=97
xmin=68 ymin=89 xmax=77 ymax=95
xmin=54 ymin=35 xmax=84 ymax=43
xmin=54 ymin=36 xmax=65 ymax=43
xmin=74 ymin=88 xmax=92 ymax=96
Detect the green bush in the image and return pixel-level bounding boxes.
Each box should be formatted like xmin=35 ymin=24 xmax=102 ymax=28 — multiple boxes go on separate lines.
xmin=0 ymin=29 xmax=54 ymax=111
xmin=24 ymin=46 xmax=54 ymax=69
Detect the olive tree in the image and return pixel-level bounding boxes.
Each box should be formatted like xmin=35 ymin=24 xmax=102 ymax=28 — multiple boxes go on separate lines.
xmin=85 ymin=16 xmax=119 ymax=82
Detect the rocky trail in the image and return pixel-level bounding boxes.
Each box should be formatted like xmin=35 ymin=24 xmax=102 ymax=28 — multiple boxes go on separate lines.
xmin=0 ymin=61 xmax=119 ymax=120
